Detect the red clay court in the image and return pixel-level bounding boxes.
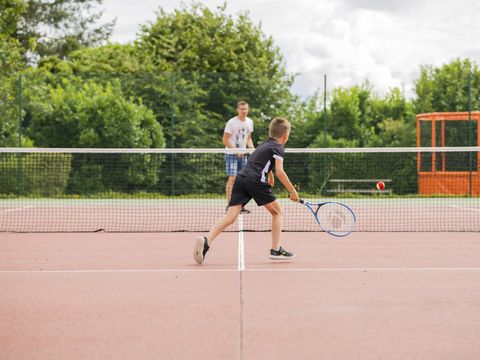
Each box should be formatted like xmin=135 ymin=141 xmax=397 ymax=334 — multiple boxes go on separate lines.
xmin=1 ymin=227 xmax=480 ymax=360
xmin=1 ymin=147 xmax=479 ymax=358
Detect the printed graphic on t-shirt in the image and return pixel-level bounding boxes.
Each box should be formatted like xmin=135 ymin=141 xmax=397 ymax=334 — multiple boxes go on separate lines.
xmin=235 ymin=127 xmax=248 ymax=147
xmin=224 ymin=117 xmax=253 ymax=149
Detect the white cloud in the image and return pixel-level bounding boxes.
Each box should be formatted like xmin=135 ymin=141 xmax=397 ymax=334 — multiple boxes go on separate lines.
xmin=100 ymin=0 xmax=480 ymax=98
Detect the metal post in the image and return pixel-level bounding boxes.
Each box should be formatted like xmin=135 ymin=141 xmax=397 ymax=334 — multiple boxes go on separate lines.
xmin=17 ymin=74 xmax=23 ymax=195
xmin=323 ymin=74 xmax=327 ymax=147
xmin=468 ymin=70 xmax=472 ymax=196
xmin=323 ymin=74 xmax=328 ymax=195
xmin=170 ymin=73 xmax=175 ymax=195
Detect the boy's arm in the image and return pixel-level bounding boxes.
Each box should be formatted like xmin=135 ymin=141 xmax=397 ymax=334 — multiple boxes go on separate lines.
xmin=275 ymin=159 xmax=299 ymax=202
xmin=267 ymin=171 xmax=274 ymax=187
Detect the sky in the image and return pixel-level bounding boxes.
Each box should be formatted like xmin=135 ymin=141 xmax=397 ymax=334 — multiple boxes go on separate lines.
xmin=100 ymin=0 xmax=480 ymax=98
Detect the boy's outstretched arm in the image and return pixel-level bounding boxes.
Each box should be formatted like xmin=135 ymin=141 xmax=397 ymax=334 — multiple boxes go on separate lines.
xmin=274 ymin=159 xmax=299 ymax=202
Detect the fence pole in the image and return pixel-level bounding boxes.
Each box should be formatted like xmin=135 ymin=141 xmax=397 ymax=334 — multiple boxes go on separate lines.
xmin=468 ymin=70 xmax=472 ymax=197
xmin=17 ymin=73 xmax=23 ymax=195
xmin=170 ymin=72 xmax=176 ymax=195
xmin=322 ymin=74 xmax=328 ymax=195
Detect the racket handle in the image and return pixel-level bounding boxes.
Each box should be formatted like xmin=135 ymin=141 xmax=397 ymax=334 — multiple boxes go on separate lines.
xmin=298 ymin=199 xmax=305 ymax=204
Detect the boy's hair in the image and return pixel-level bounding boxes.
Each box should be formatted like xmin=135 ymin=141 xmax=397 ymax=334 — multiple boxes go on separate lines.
xmin=269 ymin=117 xmax=290 ymax=138
xmin=237 ymin=100 xmax=249 ymax=108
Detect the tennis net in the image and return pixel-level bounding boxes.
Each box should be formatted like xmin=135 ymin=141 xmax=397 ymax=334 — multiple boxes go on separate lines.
xmin=0 ymin=147 xmax=479 ymax=232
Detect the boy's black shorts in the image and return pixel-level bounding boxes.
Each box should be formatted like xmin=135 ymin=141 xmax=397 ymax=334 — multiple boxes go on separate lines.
xmin=229 ymin=174 xmax=277 ymax=207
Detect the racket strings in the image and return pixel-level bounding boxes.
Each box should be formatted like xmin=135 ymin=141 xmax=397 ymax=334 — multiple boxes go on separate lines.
xmin=327 ymin=211 xmax=346 ymax=228
xmin=317 ymin=203 xmax=355 ymax=235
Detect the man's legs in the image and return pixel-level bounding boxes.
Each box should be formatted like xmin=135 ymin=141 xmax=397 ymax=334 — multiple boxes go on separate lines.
xmin=225 ymin=154 xmax=237 ymax=205
xmin=225 ymin=154 xmax=250 ymax=213
xmin=226 ymin=175 xmax=236 ymax=204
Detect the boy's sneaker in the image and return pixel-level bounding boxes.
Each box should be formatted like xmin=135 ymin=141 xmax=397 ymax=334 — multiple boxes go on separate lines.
xmin=269 ymin=247 xmax=295 ymax=260
xmin=194 ymin=236 xmax=210 ymax=265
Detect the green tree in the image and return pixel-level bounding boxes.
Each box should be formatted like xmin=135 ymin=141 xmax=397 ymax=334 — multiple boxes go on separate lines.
xmin=13 ymin=0 xmax=114 ymax=60
xmin=369 ymin=118 xmax=416 ymax=147
xmin=39 ymin=43 xmax=142 ymax=74
xmin=414 ymin=59 xmax=480 ymax=147
xmin=328 ymin=84 xmax=371 ymax=146
xmin=23 ymin=79 xmax=166 ymax=193
xmin=325 ymin=84 xmax=415 ymax=148
xmin=414 ymin=58 xmax=480 ymax=113
xmin=135 ymin=2 xmax=294 ymax=146
xmin=369 ymin=88 xmax=416 ymax=147
xmin=30 ymin=3 xmax=301 ymax=148
xmin=26 ymin=79 xmax=164 ymax=148
xmin=286 ymin=93 xmax=323 ymax=148
xmin=0 ymin=1 xmax=28 ymax=146
xmin=0 ymin=76 xmax=23 ymax=147
xmin=0 ymin=0 xmax=26 ymax=68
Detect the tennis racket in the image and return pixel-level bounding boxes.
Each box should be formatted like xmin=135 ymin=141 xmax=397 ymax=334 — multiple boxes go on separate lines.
xmin=299 ymin=199 xmax=356 ymax=237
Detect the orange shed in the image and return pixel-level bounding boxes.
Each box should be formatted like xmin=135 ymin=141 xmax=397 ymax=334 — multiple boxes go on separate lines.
xmin=416 ymin=112 xmax=480 ymax=196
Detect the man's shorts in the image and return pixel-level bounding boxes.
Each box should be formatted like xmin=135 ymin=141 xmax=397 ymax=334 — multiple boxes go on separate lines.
xmin=229 ymin=174 xmax=277 ymax=207
xmin=225 ymin=154 xmax=248 ymax=176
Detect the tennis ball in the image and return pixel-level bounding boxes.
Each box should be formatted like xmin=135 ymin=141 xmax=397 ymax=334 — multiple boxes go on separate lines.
xmin=376 ymin=181 xmax=385 ymax=190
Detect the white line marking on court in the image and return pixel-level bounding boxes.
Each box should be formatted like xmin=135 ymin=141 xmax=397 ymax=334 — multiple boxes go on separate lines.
xmin=246 ymin=267 xmax=480 ymax=272
xmin=448 ymin=205 xmax=480 ymax=212
xmin=2 ymin=267 xmax=480 ymax=274
xmin=1 ymin=206 xmax=36 ymax=213
xmin=238 ymin=215 xmax=245 ymax=271
xmin=0 ymin=269 xmax=239 ymax=274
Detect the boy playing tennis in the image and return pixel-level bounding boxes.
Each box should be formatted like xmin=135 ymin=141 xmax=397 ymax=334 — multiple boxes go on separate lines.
xmin=194 ymin=117 xmax=299 ymax=264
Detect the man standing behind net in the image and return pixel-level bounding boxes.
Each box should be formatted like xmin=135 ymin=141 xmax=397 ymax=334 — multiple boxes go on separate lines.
xmin=223 ymin=100 xmax=254 ymax=213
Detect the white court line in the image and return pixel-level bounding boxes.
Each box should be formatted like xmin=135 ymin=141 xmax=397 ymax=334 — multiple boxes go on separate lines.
xmin=237 ymin=215 xmax=245 ymax=271
xmin=246 ymin=267 xmax=480 ymax=272
xmin=0 ymin=206 xmax=36 ymax=213
xmin=448 ymin=205 xmax=480 ymax=213
xmin=0 ymin=269 xmax=238 ymax=274
xmin=2 ymin=267 xmax=480 ymax=274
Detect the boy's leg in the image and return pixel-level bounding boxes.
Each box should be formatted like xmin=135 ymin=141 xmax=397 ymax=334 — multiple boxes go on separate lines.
xmin=263 ymin=200 xmax=295 ymax=259
xmin=195 ymin=174 xmax=250 ymax=265
xmin=194 ymin=205 xmax=242 ymax=265
xmin=207 ymin=204 xmax=242 ymax=244
xmin=263 ymin=200 xmax=282 ymax=250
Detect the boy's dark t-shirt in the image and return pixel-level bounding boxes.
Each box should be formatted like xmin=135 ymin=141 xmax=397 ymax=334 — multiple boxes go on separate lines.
xmin=239 ymin=138 xmax=285 ymax=183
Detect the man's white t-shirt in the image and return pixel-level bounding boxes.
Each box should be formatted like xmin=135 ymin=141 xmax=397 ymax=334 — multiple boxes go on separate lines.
xmin=224 ymin=116 xmax=254 ymax=149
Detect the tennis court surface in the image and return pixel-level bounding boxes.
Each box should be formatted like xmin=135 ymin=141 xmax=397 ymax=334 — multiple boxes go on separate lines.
xmin=1 ymin=229 xmax=480 ymax=359
xmin=1 ymin=147 xmax=479 ymax=359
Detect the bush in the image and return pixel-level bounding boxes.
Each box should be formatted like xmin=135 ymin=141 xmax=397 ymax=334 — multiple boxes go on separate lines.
xmin=0 ymin=153 xmax=72 ymax=196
